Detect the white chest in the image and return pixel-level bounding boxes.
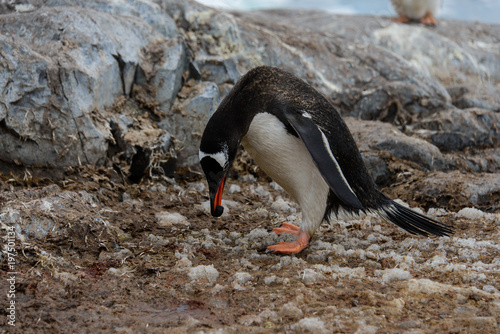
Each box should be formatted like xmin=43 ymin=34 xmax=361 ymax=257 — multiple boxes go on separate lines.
xmin=241 ymin=113 xmax=329 ymax=234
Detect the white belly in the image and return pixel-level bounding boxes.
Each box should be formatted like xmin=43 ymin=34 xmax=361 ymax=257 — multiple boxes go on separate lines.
xmin=241 ymin=112 xmax=329 ymax=236
xmin=391 ymin=0 xmax=442 ymax=18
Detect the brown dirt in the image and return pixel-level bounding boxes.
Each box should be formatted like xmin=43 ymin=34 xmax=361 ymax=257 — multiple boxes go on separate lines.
xmin=0 ymin=162 xmax=499 ymax=333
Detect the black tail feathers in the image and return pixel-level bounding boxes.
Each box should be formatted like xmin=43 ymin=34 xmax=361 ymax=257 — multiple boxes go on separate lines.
xmin=377 ymin=201 xmax=454 ymax=237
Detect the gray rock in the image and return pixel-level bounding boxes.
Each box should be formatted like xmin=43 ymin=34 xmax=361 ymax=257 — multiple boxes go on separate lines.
xmin=191 ymin=56 xmax=242 ymax=85
xmin=372 ymin=24 xmax=487 ymax=87
xmin=447 ymin=85 xmax=500 ymax=113
xmin=346 ymin=118 xmax=445 ymax=170
xmin=0 ymin=4 xmax=184 ymax=167
xmin=413 ymin=108 xmax=500 ymax=151
xmin=0 ymin=0 xmax=179 ymax=38
xmin=456 ymin=148 xmax=500 ymax=173
xmin=419 ymin=172 xmax=500 ymax=209
xmin=234 ymin=10 xmax=452 ymax=118
xmin=360 ymin=151 xmax=390 ymax=185
xmin=0 ymin=7 xmax=182 ymax=166
xmin=140 ymin=37 xmax=188 ymax=112
xmin=159 ymin=81 xmax=219 ymax=167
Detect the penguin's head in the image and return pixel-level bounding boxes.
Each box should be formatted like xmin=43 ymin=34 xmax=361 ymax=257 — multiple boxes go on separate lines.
xmin=199 ymin=138 xmax=239 ymax=217
xmin=199 ymin=85 xmax=249 ymax=217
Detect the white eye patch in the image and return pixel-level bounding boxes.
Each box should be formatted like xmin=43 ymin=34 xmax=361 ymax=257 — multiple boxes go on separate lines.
xmin=199 ymin=144 xmax=229 ymax=169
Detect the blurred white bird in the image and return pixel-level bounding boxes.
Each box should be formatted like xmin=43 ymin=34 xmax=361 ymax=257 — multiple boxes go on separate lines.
xmin=390 ymin=0 xmax=443 ymax=25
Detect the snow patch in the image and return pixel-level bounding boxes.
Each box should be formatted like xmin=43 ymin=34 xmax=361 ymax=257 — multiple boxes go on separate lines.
xmin=330 ymin=265 xmax=366 ymax=280
xmin=375 ymin=268 xmax=412 ymax=282
xmin=231 ymin=272 xmax=253 ymax=284
xmin=270 ymin=181 xmax=283 ymax=191
xmin=238 ymin=174 xmax=256 ymax=183
xmin=292 ymin=317 xmax=327 ymax=334
xmin=187 ymin=182 xmax=205 ymax=193
xmin=270 ymin=197 xmax=293 ymax=212
xmin=174 ymin=257 xmax=192 ymax=270
xmin=408 ymin=279 xmax=451 ymax=294
xmin=264 ymin=275 xmax=277 ymax=285
xmin=156 ymin=211 xmax=188 ymax=227
xmin=252 ymin=184 xmax=271 ymax=197
xmin=188 ymin=265 xmax=219 ymax=284
xmin=279 ymin=302 xmax=303 ymax=319
xmin=228 ymin=184 xmax=241 ymax=194
xmin=457 ymin=207 xmax=484 ymax=220
xmin=300 ymin=268 xmax=325 ymax=283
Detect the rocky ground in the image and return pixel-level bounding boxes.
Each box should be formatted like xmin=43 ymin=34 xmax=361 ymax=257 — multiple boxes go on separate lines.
xmin=1 ymin=0 xmax=500 ymax=333
xmin=0 ymin=157 xmax=499 ymax=333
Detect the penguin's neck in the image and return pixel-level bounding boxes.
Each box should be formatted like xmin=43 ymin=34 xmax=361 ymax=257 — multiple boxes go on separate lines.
xmin=241 ymin=112 xmax=329 ymax=236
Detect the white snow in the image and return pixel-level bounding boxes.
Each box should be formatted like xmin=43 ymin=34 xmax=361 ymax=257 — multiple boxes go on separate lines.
xmin=238 ymin=174 xmax=256 ymax=183
xmin=425 ymin=253 xmax=448 ymax=267
xmin=252 ymin=184 xmax=271 ymax=197
xmin=228 ymin=184 xmax=241 ymax=194
xmin=408 ymin=278 xmax=451 ymax=294
xmin=270 ymin=197 xmax=293 ymax=212
xmin=291 ymin=317 xmax=327 ymax=333
xmin=259 ymin=309 xmax=279 ymax=322
xmin=231 ymin=272 xmax=253 ymax=284
xmin=300 ymin=269 xmax=325 ymax=283
xmin=279 ymin=302 xmax=303 ymax=319
xmin=269 ymin=181 xmax=283 ymax=191
xmin=375 ymin=268 xmax=412 ymax=282
xmin=229 ymin=231 xmax=241 ymax=240
xmin=156 ymin=211 xmax=188 ymax=227
xmin=330 ymin=265 xmax=366 ymax=280
xmin=39 ymin=199 xmax=53 ymax=211
xmin=187 ymin=182 xmax=206 ymax=193
xmin=264 ymin=275 xmax=277 ymax=285
xmin=482 ymin=285 xmax=498 ymax=294
xmin=188 ymin=265 xmax=219 ymax=283
xmin=174 ymin=257 xmax=192 ymax=270
xmin=457 ymin=207 xmax=484 ymax=220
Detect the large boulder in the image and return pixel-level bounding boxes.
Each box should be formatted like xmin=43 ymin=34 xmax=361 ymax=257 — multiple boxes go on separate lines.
xmin=413 ymin=107 xmax=500 ymax=151
xmin=346 ymin=118 xmax=445 ymax=171
xmin=0 ymin=2 xmax=186 ymax=167
xmin=159 ymin=80 xmax=219 ymax=167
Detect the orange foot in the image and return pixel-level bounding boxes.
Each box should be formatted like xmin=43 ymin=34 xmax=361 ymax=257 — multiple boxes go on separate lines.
xmin=269 ymin=222 xmax=300 ymax=236
xmin=420 ymin=12 xmax=437 ymax=25
xmin=392 ymin=15 xmax=411 ymax=24
xmin=266 ymin=228 xmax=310 ymax=254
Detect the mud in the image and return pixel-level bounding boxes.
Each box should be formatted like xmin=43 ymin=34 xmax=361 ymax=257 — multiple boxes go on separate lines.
xmin=0 ymin=160 xmax=499 ymax=333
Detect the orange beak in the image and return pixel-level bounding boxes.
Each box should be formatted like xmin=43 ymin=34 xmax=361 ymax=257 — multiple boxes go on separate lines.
xmin=211 ymin=175 xmax=225 ymax=217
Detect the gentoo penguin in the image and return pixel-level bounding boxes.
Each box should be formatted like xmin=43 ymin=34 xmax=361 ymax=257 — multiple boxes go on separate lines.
xmin=199 ymin=66 xmax=453 ymax=254
xmin=391 ymin=0 xmax=443 ymax=25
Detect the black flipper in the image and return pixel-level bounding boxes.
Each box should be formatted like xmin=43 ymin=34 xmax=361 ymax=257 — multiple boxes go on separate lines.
xmin=378 ymin=200 xmax=454 ymax=237
xmin=279 ymin=107 xmax=363 ymax=210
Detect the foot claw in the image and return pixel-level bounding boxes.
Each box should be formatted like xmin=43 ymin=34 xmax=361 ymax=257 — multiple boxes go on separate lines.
xmin=265 ymin=229 xmax=310 ymax=254
xmin=258 ymin=247 xmax=271 ymax=253
xmin=420 ymin=12 xmax=437 ymax=25
xmin=392 ymin=15 xmax=411 ymax=24
xmin=269 ymin=222 xmax=300 ymax=236
xmin=266 ymin=241 xmax=306 ymax=254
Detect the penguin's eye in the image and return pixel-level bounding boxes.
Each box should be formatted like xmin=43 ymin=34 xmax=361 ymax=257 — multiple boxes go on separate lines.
xmin=200 ymin=156 xmax=225 ymax=179
xmin=199 ymin=149 xmax=229 ymax=171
